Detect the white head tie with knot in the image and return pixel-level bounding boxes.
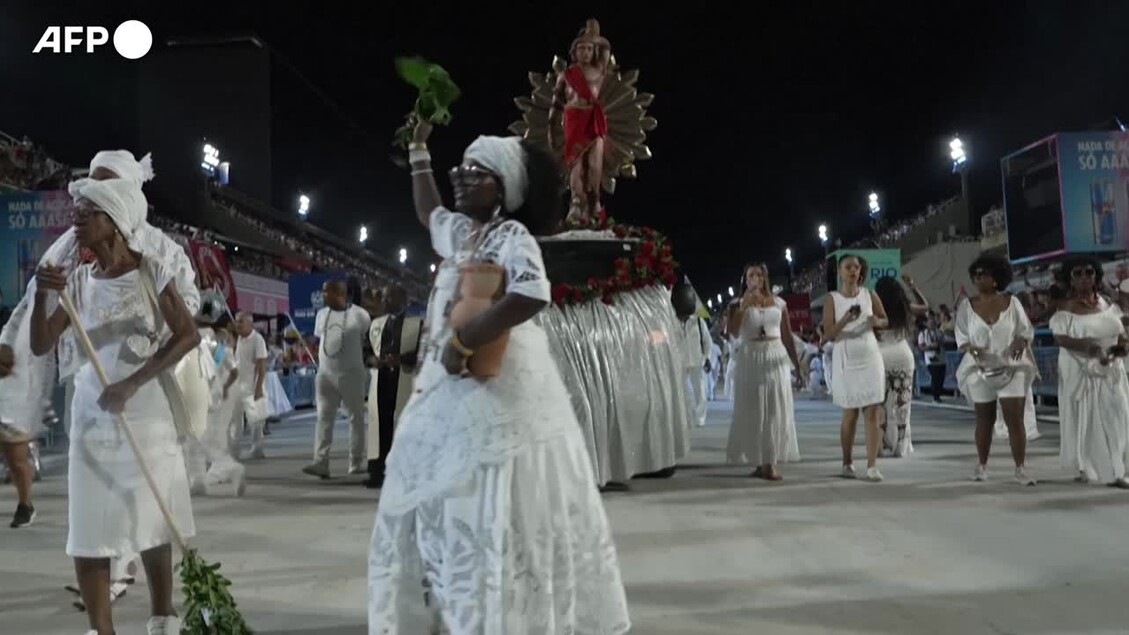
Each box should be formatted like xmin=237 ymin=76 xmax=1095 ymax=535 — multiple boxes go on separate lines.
xmin=463 ymin=136 xmax=528 ymax=213
xmin=89 ymin=150 xmax=155 ymax=185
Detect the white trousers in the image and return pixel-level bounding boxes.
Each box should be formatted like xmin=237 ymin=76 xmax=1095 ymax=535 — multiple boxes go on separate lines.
xmin=227 ymin=387 xmax=265 ymax=457
xmin=684 ymin=366 xmax=708 ymax=427
xmin=314 ymin=371 xmax=366 ymax=467
xmin=706 ymin=369 xmax=718 ymax=401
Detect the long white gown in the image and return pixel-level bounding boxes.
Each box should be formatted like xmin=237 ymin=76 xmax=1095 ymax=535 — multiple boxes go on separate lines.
xmin=725 ymin=297 xmax=799 ymax=465
xmin=1050 ymin=306 xmax=1129 ymax=483
xmin=877 ymin=329 xmax=915 ymax=455
xmin=829 ymin=290 xmax=886 ymax=409
xmin=65 ymin=262 xmax=195 ymax=558
xmin=367 ymin=209 xmax=629 ymax=634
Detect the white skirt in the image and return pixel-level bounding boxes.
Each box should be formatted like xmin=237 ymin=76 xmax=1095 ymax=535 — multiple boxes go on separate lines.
xmin=67 ymin=424 xmax=195 ymax=558
xmin=726 ymin=339 xmax=799 ymax=465
xmin=367 ymin=430 xmax=631 ymax=635
xmin=264 ymin=370 xmax=293 ymax=416
xmin=830 ymin=333 xmax=886 ymax=409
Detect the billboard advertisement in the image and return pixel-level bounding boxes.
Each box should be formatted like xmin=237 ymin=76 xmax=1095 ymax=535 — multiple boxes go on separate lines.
xmin=828 ymin=248 xmax=901 ymax=290
xmin=287 ymin=272 xmax=342 ymax=333
xmin=231 ymin=270 xmax=289 ymax=317
xmin=0 ymin=191 xmax=74 ymax=303
xmin=1057 ymin=131 xmax=1129 ymax=253
xmin=780 ymin=293 xmax=812 ymax=331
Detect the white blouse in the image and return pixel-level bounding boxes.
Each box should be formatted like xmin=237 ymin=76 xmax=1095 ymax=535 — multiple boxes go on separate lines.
xmin=954 ymin=295 xmax=1035 ymax=381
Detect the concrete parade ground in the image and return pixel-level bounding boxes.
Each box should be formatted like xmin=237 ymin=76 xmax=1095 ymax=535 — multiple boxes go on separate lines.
xmin=4 ymin=396 xmax=1129 ymax=634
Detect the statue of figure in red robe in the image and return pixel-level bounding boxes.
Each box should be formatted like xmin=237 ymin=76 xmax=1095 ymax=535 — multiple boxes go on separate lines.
xmin=549 ymin=19 xmax=611 ymax=223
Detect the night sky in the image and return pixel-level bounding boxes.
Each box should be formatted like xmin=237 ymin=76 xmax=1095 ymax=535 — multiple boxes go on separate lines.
xmin=3 ymin=1 xmax=1128 ymax=298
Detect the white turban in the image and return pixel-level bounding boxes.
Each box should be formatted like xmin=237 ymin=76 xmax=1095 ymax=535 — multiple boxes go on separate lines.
xmin=68 ymin=177 xmax=148 ymax=244
xmin=89 ymin=150 xmax=155 ymax=185
xmin=463 ymin=136 xmax=528 ymax=213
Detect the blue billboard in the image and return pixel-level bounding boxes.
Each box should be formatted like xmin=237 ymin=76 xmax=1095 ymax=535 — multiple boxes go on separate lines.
xmin=0 ymin=191 xmax=74 ymax=303
xmin=287 ymin=272 xmax=342 ymax=333
xmin=1057 ymin=131 xmax=1129 ymax=253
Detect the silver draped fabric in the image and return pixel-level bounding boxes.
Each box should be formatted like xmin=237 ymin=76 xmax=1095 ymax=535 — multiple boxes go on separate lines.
xmin=534 ymin=284 xmax=691 ymax=485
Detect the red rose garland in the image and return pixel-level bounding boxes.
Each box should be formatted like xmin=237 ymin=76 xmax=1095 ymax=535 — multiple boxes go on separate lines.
xmin=549 ymin=208 xmax=678 ymax=307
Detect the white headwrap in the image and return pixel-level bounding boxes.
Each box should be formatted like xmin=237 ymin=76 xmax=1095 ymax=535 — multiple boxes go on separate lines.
xmin=89 ymin=150 xmax=155 ymax=185
xmin=463 ymin=136 xmax=528 ymax=213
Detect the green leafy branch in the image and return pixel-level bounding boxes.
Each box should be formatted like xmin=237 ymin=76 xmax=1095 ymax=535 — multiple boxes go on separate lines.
xmin=179 ymin=549 xmax=252 ymax=634
xmin=392 ymin=57 xmax=461 ymax=150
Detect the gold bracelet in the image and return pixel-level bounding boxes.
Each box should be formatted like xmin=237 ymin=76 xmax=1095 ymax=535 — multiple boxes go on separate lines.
xmin=449 ymin=331 xmax=475 ymax=357
xmin=408 ymin=141 xmax=428 ymax=151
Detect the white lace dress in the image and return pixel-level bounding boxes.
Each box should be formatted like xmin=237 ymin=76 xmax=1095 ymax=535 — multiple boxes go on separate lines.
xmin=725 ymin=297 xmax=799 ymax=465
xmin=828 ymin=290 xmax=886 ymax=408
xmin=877 ymin=328 xmax=915 ymax=455
xmin=367 ymin=208 xmax=630 ymax=635
xmin=65 ymin=262 xmax=195 ymax=558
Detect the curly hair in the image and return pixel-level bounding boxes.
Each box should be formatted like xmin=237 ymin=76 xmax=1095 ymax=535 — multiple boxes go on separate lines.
xmin=508 ymin=139 xmax=566 ymax=236
xmin=1056 ymin=255 xmax=1104 ymax=291
xmin=967 ymin=252 xmax=1014 ymax=289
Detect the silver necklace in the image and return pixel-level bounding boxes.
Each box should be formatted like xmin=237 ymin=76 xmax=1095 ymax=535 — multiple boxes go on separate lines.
xmin=321 ymin=307 xmax=350 ymax=358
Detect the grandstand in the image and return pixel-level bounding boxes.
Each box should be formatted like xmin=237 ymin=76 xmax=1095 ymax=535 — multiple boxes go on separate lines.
xmin=0 ymin=130 xmax=426 ymax=306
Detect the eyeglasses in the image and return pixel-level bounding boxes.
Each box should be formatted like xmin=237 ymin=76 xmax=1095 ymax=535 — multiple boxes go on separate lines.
xmin=1071 ymin=267 xmax=1096 ymax=278
xmin=448 ymin=165 xmax=497 ymax=185
xmin=71 ymin=204 xmax=105 ymax=221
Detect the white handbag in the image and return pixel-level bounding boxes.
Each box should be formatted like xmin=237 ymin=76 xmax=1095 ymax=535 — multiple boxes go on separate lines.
xmin=241 ymin=395 xmax=270 ymax=425
xmin=137 ymin=263 xmax=209 ymax=441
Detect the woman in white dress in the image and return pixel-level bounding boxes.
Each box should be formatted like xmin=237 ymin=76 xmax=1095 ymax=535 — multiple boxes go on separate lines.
xmin=954 ymin=253 xmax=1037 ymax=485
xmin=873 ymin=274 xmax=930 ymax=458
xmin=30 ymin=177 xmax=199 ymax=635
xmin=822 ymin=254 xmax=889 ymax=482
xmin=1050 ymin=257 xmax=1129 ymax=487
xmin=724 ymin=264 xmax=802 ymax=480
xmin=367 ymin=121 xmax=629 ymax=634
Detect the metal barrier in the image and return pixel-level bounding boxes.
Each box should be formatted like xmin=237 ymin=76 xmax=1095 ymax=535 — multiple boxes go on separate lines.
xmin=913 ymin=347 xmax=1059 ymax=397
xmin=279 ymin=366 xmax=317 ymax=408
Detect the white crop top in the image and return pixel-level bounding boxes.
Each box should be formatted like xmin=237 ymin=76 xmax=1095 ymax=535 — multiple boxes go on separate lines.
xmin=739 ymin=296 xmax=787 ymax=341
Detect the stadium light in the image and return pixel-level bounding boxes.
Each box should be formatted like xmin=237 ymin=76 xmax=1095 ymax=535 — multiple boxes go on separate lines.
xmin=707 ymin=298 xmax=713 ymax=309
xmin=201 ymin=143 xmax=219 ymax=175
xmin=868 ymin=192 xmax=881 ymax=217
xmin=716 ymin=293 xmax=722 ymax=304
xmin=818 ymin=224 xmax=828 ymax=245
xmin=950 ymin=136 xmax=967 ymax=169
xmin=785 ymin=247 xmax=792 ymax=263
xmin=429 ymin=263 xmax=437 ymax=273
xmin=398 ymin=247 xmax=408 ymax=265
xmin=298 ymin=194 xmax=310 ymax=217
xmin=358 ymin=225 xmax=368 ymax=243
xmin=728 ymin=286 xmax=735 ymax=297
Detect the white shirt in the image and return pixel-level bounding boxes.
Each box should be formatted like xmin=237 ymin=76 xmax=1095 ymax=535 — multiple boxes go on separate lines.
xmin=917 ymin=329 xmax=940 ymax=364
xmin=681 ymin=316 xmax=711 ymax=369
xmin=234 ymin=330 xmax=268 ymax=394
xmin=314 ymin=305 xmax=371 ymax=376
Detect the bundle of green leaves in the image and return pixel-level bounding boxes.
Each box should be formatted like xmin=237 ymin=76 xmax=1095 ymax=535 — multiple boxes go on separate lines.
xmin=392 ymin=57 xmax=461 ymax=149
xmin=179 ymin=549 xmax=252 ymax=634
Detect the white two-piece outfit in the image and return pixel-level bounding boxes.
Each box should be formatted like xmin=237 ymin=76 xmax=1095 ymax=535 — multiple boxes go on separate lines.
xmin=877 ymin=326 xmax=916 ymax=457
xmin=1051 ymin=302 xmax=1129 ymax=485
xmin=828 ymin=290 xmax=886 ymax=409
xmin=681 ymin=315 xmax=711 ymax=428
xmin=230 ymin=330 xmax=269 ymax=459
xmin=367 ymin=206 xmax=629 ymax=634
xmin=725 ymin=296 xmax=799 ymax=467
xmin=311 ymin=303 xmax=371 ymax=475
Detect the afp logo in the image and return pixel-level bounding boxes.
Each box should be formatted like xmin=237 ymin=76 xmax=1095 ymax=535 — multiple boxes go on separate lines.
xmin=33 ymin=20 xmax=152 ymax=59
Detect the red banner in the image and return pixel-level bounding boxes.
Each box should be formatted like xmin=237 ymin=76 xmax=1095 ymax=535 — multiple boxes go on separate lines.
xmin=187 ymin=240 xmax=237 ymax=310
xmin=780 ymin=293 xmax=812 ymax=332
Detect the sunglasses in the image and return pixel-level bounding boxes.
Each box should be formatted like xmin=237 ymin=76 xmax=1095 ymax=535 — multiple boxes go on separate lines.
xmin=448 ymin=165 xmax=497 ymax=185
xmin=1071 ymin=267 xmax=1096 ymax=279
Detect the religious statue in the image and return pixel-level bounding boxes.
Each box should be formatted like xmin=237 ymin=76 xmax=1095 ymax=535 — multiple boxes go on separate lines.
xmin=509 ymin=19 xmax=656 ymax=225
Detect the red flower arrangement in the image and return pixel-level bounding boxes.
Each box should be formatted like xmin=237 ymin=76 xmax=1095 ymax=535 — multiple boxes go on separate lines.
xmin=549 ymin=208 xmax=678 ymax=307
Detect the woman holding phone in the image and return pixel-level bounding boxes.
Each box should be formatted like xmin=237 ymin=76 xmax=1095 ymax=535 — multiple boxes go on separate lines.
xmin=823 ymin=254 xmax=889 ymax=482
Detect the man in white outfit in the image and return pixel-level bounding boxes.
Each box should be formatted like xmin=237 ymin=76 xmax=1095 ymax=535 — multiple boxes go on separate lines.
xmin=303 ymin=279 xmax=371 ymax=478
xmin=678 ymin=308 xmax=712 ymax=428
xmin=707 ymin=338 xmax=722 ymax=400
xmin=225 ymin=312 xmax=268 ymax=459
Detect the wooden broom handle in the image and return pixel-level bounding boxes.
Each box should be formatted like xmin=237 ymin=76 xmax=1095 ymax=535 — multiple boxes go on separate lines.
xmin=57 ymin=290 xmax=189 ymax=553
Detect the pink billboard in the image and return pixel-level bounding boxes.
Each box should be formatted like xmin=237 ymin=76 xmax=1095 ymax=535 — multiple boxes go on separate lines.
xmin=230 ymin=270 xmax=289 ymax=316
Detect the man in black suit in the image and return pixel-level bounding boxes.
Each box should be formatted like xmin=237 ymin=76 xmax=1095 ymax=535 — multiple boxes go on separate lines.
xmin=364 ymin=285 xmax=420 ymax=488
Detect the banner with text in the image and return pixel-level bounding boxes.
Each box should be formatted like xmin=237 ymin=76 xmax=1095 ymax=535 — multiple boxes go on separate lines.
xmin=287 ymin=272 xmax=342 ymax=333
xmin=0 ymin=191 xmax=74 ymax=303
xmin=780 ymin=293 xmax=813 ymax=331
xmin=1057 ymin=131 xmax=1129 ymax=253
xmin=186 ymin=240 xmax=237 ymax=311
xmin=830 ymin=248 xmax=901 ymax=290
xmin=231 ymin=269 xmax=289 ymax=317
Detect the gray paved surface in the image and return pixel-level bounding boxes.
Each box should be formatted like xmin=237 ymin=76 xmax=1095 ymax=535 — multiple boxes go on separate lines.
xmin=3 ymin=397 xmax=1127 ymax=634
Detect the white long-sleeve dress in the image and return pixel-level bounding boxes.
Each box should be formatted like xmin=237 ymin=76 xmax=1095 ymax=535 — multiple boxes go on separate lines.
xmin=828 ymin=290 xmax=885 ymax=409
xmin=1050 ymin=305 xmax=1129 ymax=483
xmin=367 ymin=208 xmax=629 ymax=634
xmin=725 ymin=297 xmax=799 ymax=465
xmin=64 ymin=262 xmax=195 ymax=557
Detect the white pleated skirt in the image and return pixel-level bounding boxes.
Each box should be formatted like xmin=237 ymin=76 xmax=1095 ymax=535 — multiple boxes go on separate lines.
xmin=726 ymin=339 xmax=799 ymax=465
xmin=367 ymin=430 xmax=630 ymax=635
